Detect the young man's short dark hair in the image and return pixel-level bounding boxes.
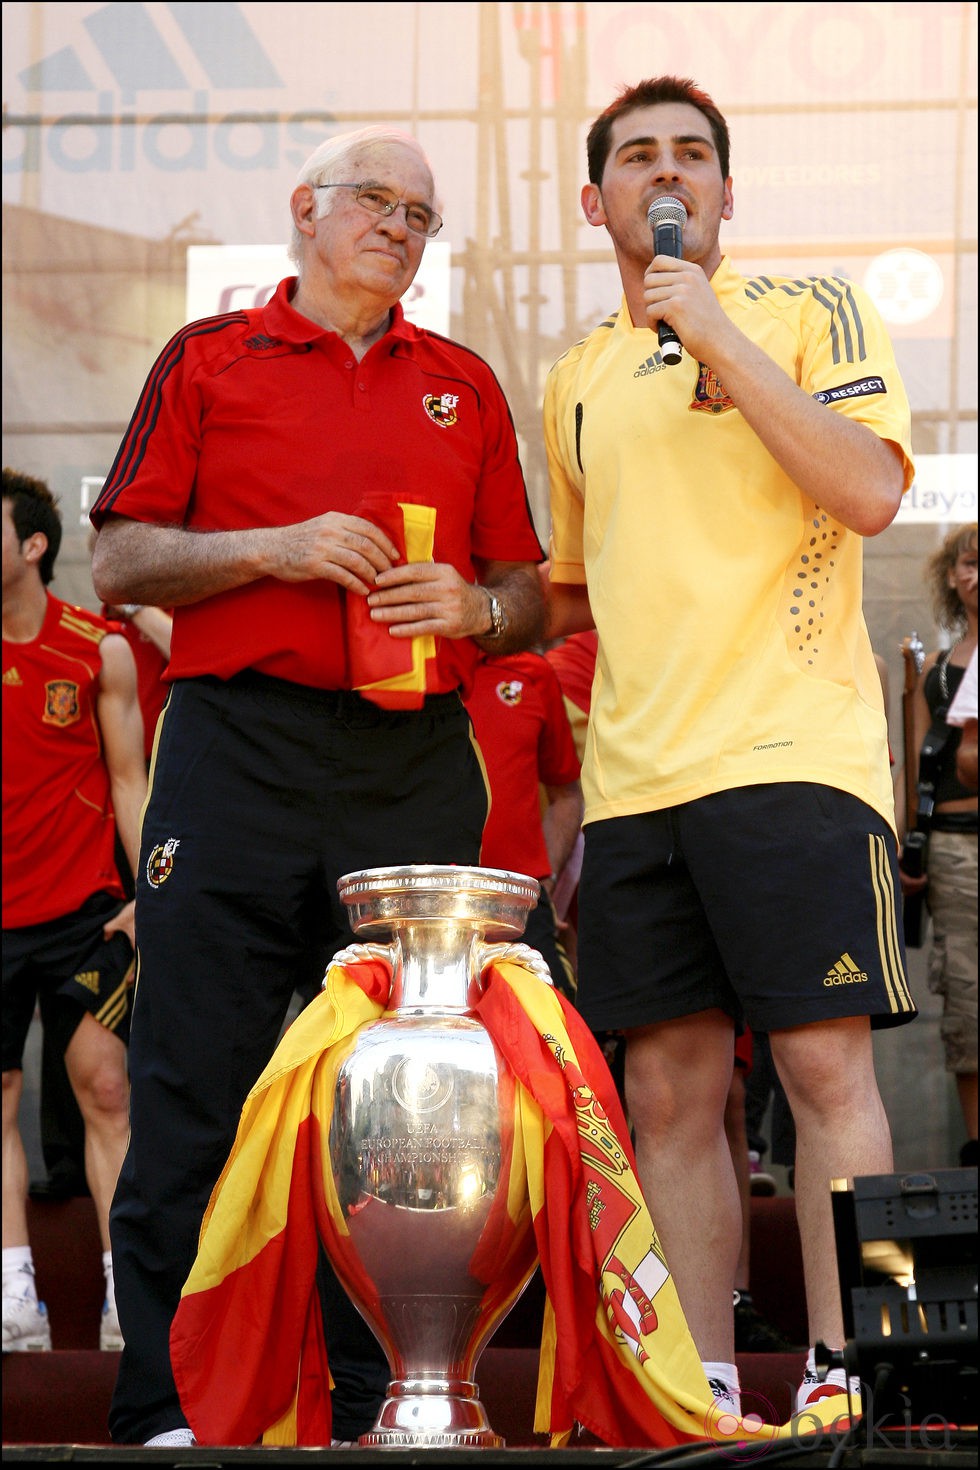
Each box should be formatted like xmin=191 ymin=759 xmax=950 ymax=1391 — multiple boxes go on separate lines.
xmin=3 ymin=467 xmax=63 ymax=584
xmin=586 ymin=75 xmax=731 ymax=186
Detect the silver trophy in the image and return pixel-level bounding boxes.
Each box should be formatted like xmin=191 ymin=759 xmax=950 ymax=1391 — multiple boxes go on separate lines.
xmin=324 ymin=864 xmax=549 ymax=1447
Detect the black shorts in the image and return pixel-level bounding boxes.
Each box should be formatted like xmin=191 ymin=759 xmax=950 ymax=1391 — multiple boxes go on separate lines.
xmin=2 ymin=892 xmax=133 ymax=1070
xmin=576 ymin=783 xmax=917 ymax=1035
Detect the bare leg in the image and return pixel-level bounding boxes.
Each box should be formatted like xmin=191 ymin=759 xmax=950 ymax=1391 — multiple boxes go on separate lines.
xmin=627 ymin=1009 xmax=739 ymax=1362
xmin=724 ymin=1066 xmax=751 ymax=1293
xmin=2 ymin=1065 xmax=52 ymax=1350
xmin=770 ymin=1016 xmax=893 ymax=1350
xmin=2 ymin=1069 xmax=29 ymax=1250
xmin=63 ymin=1015 xmax=130 ymax=1253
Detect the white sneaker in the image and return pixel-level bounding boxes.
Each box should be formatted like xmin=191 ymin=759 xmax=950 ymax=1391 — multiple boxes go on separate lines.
xmin=144 ymin=1428 xmax=197 ymax=1446
xmin=99 ymin=1295 xmax=124 ymax=1350
xmin=2 ymin=1294 xmax=53 ymax=1351
xmin=707 ymin=1377 xmax=741 ymax=1418
xmin=795 ymin=1364 xmax=860 ymax=1414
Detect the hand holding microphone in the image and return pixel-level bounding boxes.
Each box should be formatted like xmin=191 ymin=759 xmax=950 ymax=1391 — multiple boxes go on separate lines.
xmin=646 ymin=195 xmax=686 ymax=366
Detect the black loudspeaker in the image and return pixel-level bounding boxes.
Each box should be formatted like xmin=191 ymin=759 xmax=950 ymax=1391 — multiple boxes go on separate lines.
xmin=831 ymin=1168 xmax=978 ymax=1426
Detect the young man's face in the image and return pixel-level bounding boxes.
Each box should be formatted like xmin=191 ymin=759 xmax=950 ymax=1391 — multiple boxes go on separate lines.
xmin=582 ymin=101 xmax=733 ymax=278
xmin=1 ymin=497 xmax=26 ymax=590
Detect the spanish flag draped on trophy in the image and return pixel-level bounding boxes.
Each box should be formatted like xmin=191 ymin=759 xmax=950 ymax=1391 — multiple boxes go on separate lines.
xmin=170 ymin=954 xmax=851 ymax=1448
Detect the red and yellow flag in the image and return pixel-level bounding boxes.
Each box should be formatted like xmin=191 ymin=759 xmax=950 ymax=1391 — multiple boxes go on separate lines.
xmin=170 ymin=955 xmax=854 ymax=1448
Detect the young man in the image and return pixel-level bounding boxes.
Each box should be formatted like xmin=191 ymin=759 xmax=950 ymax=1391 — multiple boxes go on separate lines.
xmin=544 ymin=77 xmax=917 ymax=1417
xmin=2 ymin=468 xmax=146 ymax=1354
xmin=89 ymin=126 xmax=544 ymax=1446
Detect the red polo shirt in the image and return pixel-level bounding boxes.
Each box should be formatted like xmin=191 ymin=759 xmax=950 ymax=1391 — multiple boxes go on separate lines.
xmin=3 ymin=595 xmax=126 ymax=927
xmin=92 ymin=280 xmax=542 ymax=697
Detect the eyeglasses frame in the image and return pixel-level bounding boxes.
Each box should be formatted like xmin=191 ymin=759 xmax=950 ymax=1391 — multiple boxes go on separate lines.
xmin=312 ymin=181 xmax=443 ymax=238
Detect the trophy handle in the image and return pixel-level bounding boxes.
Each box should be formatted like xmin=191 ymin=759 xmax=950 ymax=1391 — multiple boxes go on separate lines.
xmin=323 ymin=941 xmax=396 ymax=985
xmin=477 ymin=941 xmax=554 ymax=987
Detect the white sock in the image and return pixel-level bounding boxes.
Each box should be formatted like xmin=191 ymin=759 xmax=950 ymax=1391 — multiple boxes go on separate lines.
xmin=702 ymin=1359 xmax=741 ymax=1414
xmin=2 ymin=1247 xmax=38 ymax=1302
xmin=103 ymin=1250 xmax=115 ymax=1309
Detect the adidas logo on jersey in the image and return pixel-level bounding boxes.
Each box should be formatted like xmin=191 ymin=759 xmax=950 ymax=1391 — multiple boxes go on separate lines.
xmin=634 ymin=352 xmax=666 ymax=377
xmin=3 ymin=667 xmax=23 ymax=685
xmin=823 ymin=953 xmax=869 ymax=986
xmin=73 ymin=969 xmax=102 ymax=995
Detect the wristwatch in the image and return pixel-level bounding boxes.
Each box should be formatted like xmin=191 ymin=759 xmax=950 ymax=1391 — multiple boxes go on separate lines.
xmin=480 ymin=587 xmax=506 ymax=640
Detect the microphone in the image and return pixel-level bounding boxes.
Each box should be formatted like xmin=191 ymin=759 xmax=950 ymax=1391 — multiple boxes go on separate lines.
xmin=646 ymin=195 xmax=686 ymax=366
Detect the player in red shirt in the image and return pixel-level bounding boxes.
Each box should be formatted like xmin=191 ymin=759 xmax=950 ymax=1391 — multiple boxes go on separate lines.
xmin=465 ymin=649 xmax=583 ymax=995
xmin=29 ymin=591 xmax=172 ymax=1203
xmin=2 ymin=468 xmax=147 ymax=1354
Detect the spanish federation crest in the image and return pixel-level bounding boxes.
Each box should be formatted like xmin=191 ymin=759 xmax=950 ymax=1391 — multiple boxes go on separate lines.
xmin=495 ymin=679 xmax=524 ymax=706
xmin=689 ymin=362 xmax=735 ymax=414
xmin=422 ymin=392 xmax=460 ymax=428
xmin=43 ymin=680 xmax=80 ymax=726
xmin=146 ymin=837 xmax=181 ymax=889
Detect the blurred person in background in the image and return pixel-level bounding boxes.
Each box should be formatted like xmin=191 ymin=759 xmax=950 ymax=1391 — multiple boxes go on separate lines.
xmin=28 ymin=553 xmax=174 ymax=1207
xmin=464 ymin=644 xmax=583 ymax=996
xmin=899 ymin=523 xmax=977 ymax=1166
xmin=947 ymin=647 xmax=977 ymax=793
xmin=3 ymin=468 xmax=146 ymax=1354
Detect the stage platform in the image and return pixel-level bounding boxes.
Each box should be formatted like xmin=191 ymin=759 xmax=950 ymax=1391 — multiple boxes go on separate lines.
xmin=3 ymin=1432 xmax=979 ymax=1468
xmin=4 ymin=1194 xmax=975 ymax=1467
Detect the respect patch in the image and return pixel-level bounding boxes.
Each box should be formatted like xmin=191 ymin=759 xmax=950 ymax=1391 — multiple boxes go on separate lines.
xmin=813 ymin=376 xmax=886 ymax=404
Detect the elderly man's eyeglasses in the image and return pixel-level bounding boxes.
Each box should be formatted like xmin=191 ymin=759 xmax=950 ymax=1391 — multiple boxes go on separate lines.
xmin=314 ymin=182 xmax=443 ymax=238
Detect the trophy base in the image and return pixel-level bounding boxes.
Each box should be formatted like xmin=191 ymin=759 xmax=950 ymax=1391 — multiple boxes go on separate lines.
xmin=361 ymin=1430 xmax=504 ymax=1447
xmin=359 ymin=1378 xmax=504 ymax=1448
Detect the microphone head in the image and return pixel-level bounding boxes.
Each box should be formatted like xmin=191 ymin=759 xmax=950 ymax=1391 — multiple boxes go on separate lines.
xmin=647 ymin=195 xmax=687 ymax=231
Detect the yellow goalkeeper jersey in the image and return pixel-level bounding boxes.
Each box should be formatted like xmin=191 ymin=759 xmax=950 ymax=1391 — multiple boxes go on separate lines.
xmin=545 ymin=256 xmax=914 ymax=830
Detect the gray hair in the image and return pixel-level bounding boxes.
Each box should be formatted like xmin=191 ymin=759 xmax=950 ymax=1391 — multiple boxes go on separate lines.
xmin=287 ymin=125 xmax=437 ymax=267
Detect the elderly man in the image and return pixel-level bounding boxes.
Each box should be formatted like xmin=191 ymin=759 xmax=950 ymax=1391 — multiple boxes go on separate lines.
xmin=91 ymin=124 xmax=544 ymax=1446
